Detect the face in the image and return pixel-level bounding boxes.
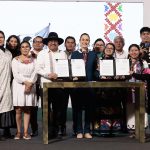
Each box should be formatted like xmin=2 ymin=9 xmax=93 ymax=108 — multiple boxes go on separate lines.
xmin=104 ymin=44 xmax=114 ymax=56
xmin=65 ymin=38 xmax=76 ymax=53
xmin=8 ymin=37 xmax=18 ymax=49
xmin=20 ymin=42 xmax=31 ymax=56
xmin=129 ymin=46 xmax=140 ymax=59
xmin=94 ymin=41 xmax=105 ymax=52
xmin=47 ymin=40 xmax=59 ymax=52
xmin=0 ymin=33 xmax=5 ymax=46
xmin=114 ymin=38 xmax=124 ymax=51
xmin=80 ymin=34 xmax=90 ymax=51
xmin=32 ymin=37 xmax=44 ymax=52
xmin=140 ymin=31 xmax=150 ymax=43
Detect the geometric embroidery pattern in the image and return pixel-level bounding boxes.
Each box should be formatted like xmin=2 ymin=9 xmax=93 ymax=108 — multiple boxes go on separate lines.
xmin=104 ymin=2 xmax=123 ymax=43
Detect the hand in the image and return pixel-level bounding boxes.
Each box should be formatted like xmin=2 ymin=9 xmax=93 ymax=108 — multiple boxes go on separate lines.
xmin=120 ymin=75 xmax=125 ymax=79
xmin=48 ymin=73 xmax=58 ymax=80
xmin=140 ymin=47 xmax=146 ymax=57
xmin=73 ymin=77 xmax=78 ymax=81
xmin=129 ymin=71 xmax=134 ymax=75
xmin=114 ymin=76 xmax=119 ymax=80
xmin=24 ymin=85 xmax=32 ymax=94
xmin=24 ymin=81 xmax=33 ymax=87
xmin=101 ymin=76 xmax=107 ymax=79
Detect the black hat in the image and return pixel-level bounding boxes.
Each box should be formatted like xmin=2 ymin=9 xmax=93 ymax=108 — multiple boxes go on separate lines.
xmin=43 ymin=32 xmax=64 ymax=45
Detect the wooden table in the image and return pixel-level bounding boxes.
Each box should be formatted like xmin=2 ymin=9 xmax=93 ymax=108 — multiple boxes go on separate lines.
xmin=42 ymin=81 xmax=145 ymax=144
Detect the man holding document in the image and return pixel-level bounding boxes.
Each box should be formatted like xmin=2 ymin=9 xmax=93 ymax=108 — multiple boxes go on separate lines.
xmin=36 ymin=32 xmax=67 ymax=138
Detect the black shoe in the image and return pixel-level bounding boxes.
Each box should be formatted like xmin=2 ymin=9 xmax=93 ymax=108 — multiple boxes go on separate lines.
xmin=0 ymin=135 xmax=6 ymax=141
xmin=30 ymin=130 xmax=38 ymax=137
xmin=3 ymin=130 xmax=14 ymax=139
xmin=60 ymin=127 xmax=66 ymax=136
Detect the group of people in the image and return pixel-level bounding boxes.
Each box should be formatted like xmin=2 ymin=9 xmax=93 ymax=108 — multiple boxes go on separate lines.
xmin=0 ymin=26 xmax=150 ymax=140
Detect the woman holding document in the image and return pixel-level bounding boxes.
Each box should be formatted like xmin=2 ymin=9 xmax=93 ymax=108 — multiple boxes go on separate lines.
xmin=127 ymin=44 xmax=148 ymax=137
xmin=71 ymin=33 xmax=97 ymax=139
xmin=94 ymin=43 xmax=123 ymax=135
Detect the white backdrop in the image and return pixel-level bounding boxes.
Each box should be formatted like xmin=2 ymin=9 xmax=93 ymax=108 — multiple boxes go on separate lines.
xmin=0 ymin=1 xmax=143 ymax=50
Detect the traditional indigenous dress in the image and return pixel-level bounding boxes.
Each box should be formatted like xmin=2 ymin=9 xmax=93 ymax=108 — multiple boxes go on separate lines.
xmin=0 ymin=48 xmax=15 ymax=128
xmin=12 ymin=57 xmax=37 ymax=107
xmin=127 ymin=59 xmax=148 ymax=129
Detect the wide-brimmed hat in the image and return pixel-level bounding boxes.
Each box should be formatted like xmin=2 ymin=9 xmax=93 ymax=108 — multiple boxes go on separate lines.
xmin=43 ymin=32 xmax=64 ymax=45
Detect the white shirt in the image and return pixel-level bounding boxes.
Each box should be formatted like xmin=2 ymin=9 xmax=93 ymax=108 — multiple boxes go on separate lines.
xmin=36 ymin=48 xmax=67 ymax=87
xmin=114 ymin=50 xmax=128 ymax=59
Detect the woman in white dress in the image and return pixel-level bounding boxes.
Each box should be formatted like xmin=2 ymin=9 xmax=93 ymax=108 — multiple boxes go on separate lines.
xmin=12 ymin=41 xmax=37 ymax=140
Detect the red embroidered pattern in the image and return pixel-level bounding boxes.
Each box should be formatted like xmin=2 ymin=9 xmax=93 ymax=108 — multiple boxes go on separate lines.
xmin=104 ymin=2 xmax=123 ymax=43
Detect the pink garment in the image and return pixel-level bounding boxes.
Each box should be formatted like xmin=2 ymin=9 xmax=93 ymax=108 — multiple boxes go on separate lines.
xmin=143 ymin=68 xmax=150 ymax=74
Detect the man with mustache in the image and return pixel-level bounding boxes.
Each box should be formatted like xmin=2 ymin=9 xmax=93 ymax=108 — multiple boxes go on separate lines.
xmin=36 ymin=32 xmax=66 ymax=138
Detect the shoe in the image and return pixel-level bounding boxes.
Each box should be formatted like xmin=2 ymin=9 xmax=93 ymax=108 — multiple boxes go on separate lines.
xmin=60 ymin=127 xmax=66 ymax=136
xmin=30 ymin=130 xmax=38 ymax=137
xmin=84 ymin=133 xmax=92 ymax=139
xmin=129 ymin=133 xmax=135 ymax=138
xmin=14 ymin=132 xmax=21 ymax=140
xmin=3 ymin=129 xmax=14 ymax=139
xmin=72 ymin=132 xmax=77 ymax=137
xmin=77 ymin=133 xmax=83 ymax=139
xmin=23 ymin=133 xmax=31 ymax=140
xmin=0 ymin=135 xmax=6 ymax=141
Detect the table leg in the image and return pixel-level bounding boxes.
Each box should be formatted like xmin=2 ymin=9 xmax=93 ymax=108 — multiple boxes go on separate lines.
xmin=139 ymin=85 xmax=145 ymax=143
xmin=43 ymin=86 xmax=48 ymax=144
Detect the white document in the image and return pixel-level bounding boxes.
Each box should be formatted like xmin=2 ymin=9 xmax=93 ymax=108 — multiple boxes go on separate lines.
xmin=99 ymin=59 xmax=114 ymax=76
xmin=115 ymin=59 xmax=130 ymax=75
xmin=55 ymin=59 xmax=69 ymax=77
xmin=71 ymin=59 xmax=86 ymax=77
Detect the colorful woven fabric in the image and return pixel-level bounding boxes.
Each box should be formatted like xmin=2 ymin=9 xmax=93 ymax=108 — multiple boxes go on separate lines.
xmin=104 ymin=2 xmax=123 ymax=43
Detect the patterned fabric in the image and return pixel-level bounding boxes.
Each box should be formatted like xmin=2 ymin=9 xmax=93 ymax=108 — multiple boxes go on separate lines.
xmin=104 ymin=2 xmax=123 ymax=43
xmin=127 ymin=59 xmax=148 ymax=129
xmin=0 ymin=49 xmax=13 ymax=113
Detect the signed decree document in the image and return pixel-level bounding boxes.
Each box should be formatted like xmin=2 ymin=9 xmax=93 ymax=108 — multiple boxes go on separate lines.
xmin=71 ymin=59 xmax=86 ymax=77
xmin=99 ymin=59 xmax=114 ymax=76
xmin=115 ymin=59 xmax=130 ymax=75
xmin=55 ymin=59 xmax=69 ymax=77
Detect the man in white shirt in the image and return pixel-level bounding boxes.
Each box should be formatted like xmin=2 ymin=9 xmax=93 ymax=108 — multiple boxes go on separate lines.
xmin=30 ymin=36 xmax=44 ymax=137
xmin=36 ymin=32 xmax=66 ymax=138
xmin=113 ymin=36 xmax=128 ymax=59
xmin=113 ymin=35 xmax=128 ymax=132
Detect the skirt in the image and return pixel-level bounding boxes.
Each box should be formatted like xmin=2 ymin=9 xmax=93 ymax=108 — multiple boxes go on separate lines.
xmin=0 ymin=110 xmax=16 ymax=128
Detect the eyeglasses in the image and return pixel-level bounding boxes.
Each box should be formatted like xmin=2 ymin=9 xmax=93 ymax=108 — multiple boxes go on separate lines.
xmin=95 ymin=44 xmax=104 ymax=47
xmin=105 ymin=48 xmax=114 ymax=50
xmin=33 ymin=41 xmax=43 ymax=44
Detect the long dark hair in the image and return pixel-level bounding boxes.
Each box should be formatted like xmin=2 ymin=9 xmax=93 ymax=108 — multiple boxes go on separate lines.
xmin=128 ymin=44 xmax=144 ymax=69
xmin=6 ymin=35 xmax=21 ymax=58
xmin=0 ymin=30 xmax=5 ymax=51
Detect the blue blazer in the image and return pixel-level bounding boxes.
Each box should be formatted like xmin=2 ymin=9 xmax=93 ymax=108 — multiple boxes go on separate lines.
xmin=71 ymin=50 xmax=98 ymax=81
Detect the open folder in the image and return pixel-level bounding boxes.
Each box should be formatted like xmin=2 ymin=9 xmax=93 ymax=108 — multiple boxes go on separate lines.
xmin=55 ymin=59 xmax=86 ymax=78
xmin=99 ymin=59 xmax=130 ymax=76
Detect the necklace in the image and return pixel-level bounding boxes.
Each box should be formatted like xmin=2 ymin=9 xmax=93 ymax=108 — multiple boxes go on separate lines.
xmin=19 ymin=56 xmax=33 ymax=64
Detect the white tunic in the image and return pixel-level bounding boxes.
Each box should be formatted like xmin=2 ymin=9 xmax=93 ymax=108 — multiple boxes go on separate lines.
xmin=12 ymin=58 xmax=37 ymax=106
xmin=36 ymin=48 xmax=67 ymax=88
xmin=0 ymin=49 xmax=13 ymax=113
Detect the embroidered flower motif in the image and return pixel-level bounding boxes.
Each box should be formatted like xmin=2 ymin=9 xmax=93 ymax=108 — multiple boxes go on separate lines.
xmin=20 ymin=57 xmax=33 ymax=64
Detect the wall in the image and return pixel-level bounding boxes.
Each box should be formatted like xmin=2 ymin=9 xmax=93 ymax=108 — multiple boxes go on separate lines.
xmin=0 ymin=0 xmax=149 ymax=26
